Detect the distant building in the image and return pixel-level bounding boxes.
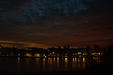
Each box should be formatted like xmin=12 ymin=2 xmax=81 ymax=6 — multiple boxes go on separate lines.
xmin=63 ymin=44 xmax=70 ymax=49
xmin=58 ymin=46 xmax=62 ymax=49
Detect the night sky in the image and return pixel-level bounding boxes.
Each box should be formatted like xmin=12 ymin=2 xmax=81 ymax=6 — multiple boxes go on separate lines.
xmin=0 ymin=0 xmax=113 ymax=48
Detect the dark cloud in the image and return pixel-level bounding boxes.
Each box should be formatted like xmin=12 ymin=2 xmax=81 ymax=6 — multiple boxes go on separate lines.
xmin=0 ymin=0 xmax=31 ymax=12
xmin=0 ymin=0 xmax=113 ymax=47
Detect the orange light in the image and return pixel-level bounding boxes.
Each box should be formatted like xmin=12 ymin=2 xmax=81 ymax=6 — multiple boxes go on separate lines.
xmin=65 ymin=58 xmax=68 ymax=63
xmin=35 ymin=53 xmax=40 ymax=57
xmin=25 ymin=53 xmax=32 ymax=57
xmin=73 ymin=57 xmax=77 ymax=63
xmin=57 ymin=57 xmax=59 ymax=63
xmin=83 ymin=57 xmax=85 ymax=63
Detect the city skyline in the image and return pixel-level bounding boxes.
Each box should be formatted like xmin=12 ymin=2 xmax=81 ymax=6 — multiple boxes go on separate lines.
xmin=0 ymin=0 xmax=113 ymax=75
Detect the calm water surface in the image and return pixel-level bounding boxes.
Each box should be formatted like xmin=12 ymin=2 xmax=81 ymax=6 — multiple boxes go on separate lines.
xmin=0 ymin=56 xmax=102 ymax=74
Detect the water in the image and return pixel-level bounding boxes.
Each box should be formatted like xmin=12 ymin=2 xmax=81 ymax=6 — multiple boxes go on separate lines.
xmin=0 ymin=56 xmax=102 ymax=74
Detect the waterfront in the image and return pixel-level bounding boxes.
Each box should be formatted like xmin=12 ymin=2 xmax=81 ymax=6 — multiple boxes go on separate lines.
xmin=0 ymin=46 xmax=104 ymax=74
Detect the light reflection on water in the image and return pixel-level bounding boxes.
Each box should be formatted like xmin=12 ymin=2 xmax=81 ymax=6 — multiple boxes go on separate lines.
xmin=0 ymin=56 xmax=102 ymax=73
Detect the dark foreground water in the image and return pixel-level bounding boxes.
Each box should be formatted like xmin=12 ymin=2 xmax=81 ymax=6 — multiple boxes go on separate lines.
xmin=0 ymin=56 xmax=102 ymax=74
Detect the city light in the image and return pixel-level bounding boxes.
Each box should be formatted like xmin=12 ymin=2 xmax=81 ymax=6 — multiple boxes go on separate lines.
xmin=65 ymin=58 xmax=68 ymax=63
xmin=25 ymin=53 xmax=32 ymax=57
xmin=83 ymin=57 xmax=85 ymax=63
xmin=35 ymin=53 xmax=40 ymax=57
